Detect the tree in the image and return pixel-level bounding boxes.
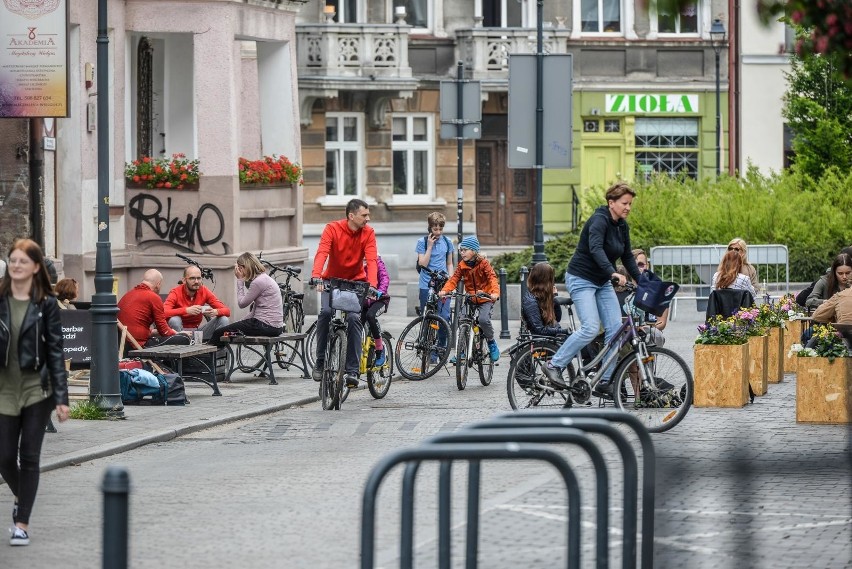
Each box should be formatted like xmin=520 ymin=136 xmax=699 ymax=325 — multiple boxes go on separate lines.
xmin=782 ymin=34 xmax=852 ymax=177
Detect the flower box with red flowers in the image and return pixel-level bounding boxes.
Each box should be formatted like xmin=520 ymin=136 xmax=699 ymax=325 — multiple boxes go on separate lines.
xmin=238 ymin=155 xmax=303 ymax=188
xmin=125 ymin=154 xmax=201 ymax=190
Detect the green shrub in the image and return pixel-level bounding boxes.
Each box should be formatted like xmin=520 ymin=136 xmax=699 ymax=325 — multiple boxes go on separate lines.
xmin=69 ymin=398 xmax=110 ymax=420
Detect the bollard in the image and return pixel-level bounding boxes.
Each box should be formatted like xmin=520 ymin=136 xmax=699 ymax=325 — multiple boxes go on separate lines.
xmin=519 ymin=265 xmax=529 ymax=301
xmin=102 ymin=466 xmax=130 ymax=569
xmin=498 ymin=268 xmax=510 ymax=339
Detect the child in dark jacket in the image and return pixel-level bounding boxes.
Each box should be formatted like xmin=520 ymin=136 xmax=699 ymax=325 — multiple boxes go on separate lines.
xmin=439 ymin=236 xmax=501 ymax=362
xmin=363 ymin=256 xmax=390 ymax=365
xmin=522 ymin=262 xmax=566 ymax=336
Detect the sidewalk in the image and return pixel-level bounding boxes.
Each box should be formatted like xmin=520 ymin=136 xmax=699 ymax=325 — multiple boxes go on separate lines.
xmin=38 ymin=275 xmax=711 ymax=474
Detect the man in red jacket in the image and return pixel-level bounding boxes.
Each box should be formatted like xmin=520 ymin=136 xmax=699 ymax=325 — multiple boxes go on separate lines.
xmin=311 ymin=198 xmax=378 ymax=387
xmin=117 ymin=269 xmax=190 ymax=351
xmin=164 ymin=265 xmax=231 ymax=341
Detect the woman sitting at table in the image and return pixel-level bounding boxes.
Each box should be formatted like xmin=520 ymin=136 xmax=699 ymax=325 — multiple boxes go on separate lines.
xmin=727 ymin=238 xmax=759 ymax=289
xmin=712 ymin=250 xmax=757 ymax=300
xmin=806 ymin=253 xmax=852 ymax=310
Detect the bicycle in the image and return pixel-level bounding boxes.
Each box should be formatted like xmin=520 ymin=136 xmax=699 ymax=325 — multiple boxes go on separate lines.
xmin=394 ymin=266 xmax=453 ymax=381
xmin=506 ymin=282 xmax=693 ymax=433
xmin=360 ymin=326 xmax=394 ymax=399
xmin=309 ymin=277 xmax=371 ymax=410
xmin=444 ymin=289 xmax=496 ymax=391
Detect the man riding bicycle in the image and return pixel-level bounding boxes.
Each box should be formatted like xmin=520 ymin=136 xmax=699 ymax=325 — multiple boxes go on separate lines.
xmin=311 ymin=199 xmax=378 ymax=389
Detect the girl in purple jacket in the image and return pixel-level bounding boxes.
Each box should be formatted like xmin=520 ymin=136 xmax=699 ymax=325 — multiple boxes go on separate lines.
xmin=363 ymin=256 xmax=391 ymax=365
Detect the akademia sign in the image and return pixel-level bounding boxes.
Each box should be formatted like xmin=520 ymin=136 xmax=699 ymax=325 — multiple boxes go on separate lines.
xmin=0 ymin=0 xmax=69 ymax=117
xmin=605 ymin=94 xmax=699 ymax=114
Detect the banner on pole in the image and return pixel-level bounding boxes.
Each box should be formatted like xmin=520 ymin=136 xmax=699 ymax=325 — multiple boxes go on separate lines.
xmin=0 ymin=0 xmax=69 ymax=118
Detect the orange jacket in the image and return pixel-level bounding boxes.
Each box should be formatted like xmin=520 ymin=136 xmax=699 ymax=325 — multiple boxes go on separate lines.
xmin=441 ymin=256 xmax=499 ymax=303
xmin=311 ymin=219 xmax=378 ymax=287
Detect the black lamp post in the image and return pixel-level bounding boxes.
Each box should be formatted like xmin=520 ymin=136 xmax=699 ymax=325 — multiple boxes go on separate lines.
xmin=531 ymin=0 xmax=546 ymax=264
xmin=90 ymin=0 xmax=123 ymax=416
xmin=710 ymin=18 xmax=726 ymax=177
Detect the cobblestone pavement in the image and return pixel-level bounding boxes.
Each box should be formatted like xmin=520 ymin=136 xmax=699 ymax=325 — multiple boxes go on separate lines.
xmin=0 ymin=278 xmax=849 ymax=568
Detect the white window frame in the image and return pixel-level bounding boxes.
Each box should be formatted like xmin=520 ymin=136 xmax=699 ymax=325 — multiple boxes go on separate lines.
xmin=474 ymin=0 xmax=536 ymax=28
xmin=647 ymin=0 xmax=708 ymax=40
xmin=328 ymin=0 xmax=364 ymax=24
xmin=571 ymin=0 xmax=637 ymax=39
xmin=320 ymin=112 xmax=364 ymax=206
xmin=389 ymin=113 xmax=435 ymax=203
xmin=387 ymin=0 xmax=433 ymax=34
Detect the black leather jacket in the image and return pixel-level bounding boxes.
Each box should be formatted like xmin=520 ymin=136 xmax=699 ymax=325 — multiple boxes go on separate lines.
xmin=0 ymin=294 xmax=69 ymax=406
xmin=521 ymin=291 xmax=565 ymax=336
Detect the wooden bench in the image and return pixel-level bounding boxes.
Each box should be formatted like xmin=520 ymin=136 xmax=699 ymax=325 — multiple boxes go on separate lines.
xmin=128 ymin=344 xmax=221 ymax=396
xmin=221 ymin=333 xmax=310 ymax=385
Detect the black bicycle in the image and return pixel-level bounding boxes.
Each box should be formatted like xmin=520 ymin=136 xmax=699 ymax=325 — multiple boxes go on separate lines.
xmin=394 ymin=267 xmax=453 ymax=380
xmin=444 ymin=289 xmax=495 ymax=390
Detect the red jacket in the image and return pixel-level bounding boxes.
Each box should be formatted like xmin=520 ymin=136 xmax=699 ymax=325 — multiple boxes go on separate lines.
xmin=312 ymin=219 xmax=378 ymax=287
xmin=441 ymin=257 xmax=500 ymax=303
xmin=117 ymin=283 xmax=175 ymax=344
xmin=163 ymin=284 xmax=231 ymax=329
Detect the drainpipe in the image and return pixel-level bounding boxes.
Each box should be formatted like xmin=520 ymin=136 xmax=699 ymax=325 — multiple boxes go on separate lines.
xmin=28 ymin=117 xmax=44 ymax=246
xmin=729 ymin=0 xmax=740 ymax=175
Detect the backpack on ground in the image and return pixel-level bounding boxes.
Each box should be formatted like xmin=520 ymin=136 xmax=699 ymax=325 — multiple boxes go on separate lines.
xmin=416 ymin=235 xmax=453 ymax=273
xmin=119 ymin=369 xmax=168 ymax=405
xmin=160 ymin=372 xmax=188 ymax=406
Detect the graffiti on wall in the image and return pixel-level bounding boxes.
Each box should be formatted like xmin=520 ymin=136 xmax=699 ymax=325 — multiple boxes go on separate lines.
xmin=128 ymin=193 xmax=231 ymax=254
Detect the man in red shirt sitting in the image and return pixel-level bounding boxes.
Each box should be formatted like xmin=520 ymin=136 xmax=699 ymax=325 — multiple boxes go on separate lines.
xmin=164 ymin=265 xmax=231 ymax=341
xmin=311 ymin=198 xmax=378 ymax=388
xmin=117 ymin=269 xmax=190 ymax=351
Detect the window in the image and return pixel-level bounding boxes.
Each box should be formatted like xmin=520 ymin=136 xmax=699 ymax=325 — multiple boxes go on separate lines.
xmin=635 ymin=118 xmax=699 ymax=178
xmin=326 ymin=0 xmax=360 ymax=23
xmin=392 ymin=115 xmax=433 ymax=197
xmin=657 ymin=0 xmax=698 ymax=34
xmin=581 ymin=0 xmax=621 ymax=33
xmin=394 ymin=0 xmax=430 ymax=30
xmin=326 ymin=114 xmax=363 ymax=197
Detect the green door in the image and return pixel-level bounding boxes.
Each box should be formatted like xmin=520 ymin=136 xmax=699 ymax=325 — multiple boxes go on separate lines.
xmin=582 ymin=145 xmax=625 ymax=190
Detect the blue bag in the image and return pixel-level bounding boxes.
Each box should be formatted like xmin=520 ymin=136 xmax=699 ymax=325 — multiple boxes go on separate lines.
xmin=119 ymin=370 xmax=168 ymax=405
xmin=633 ymin=271 xmax=679 ymax=317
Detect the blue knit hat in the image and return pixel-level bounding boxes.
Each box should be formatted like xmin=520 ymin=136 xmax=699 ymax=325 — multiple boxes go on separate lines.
xmin=459 ymin=235 xmax=480 ymax=252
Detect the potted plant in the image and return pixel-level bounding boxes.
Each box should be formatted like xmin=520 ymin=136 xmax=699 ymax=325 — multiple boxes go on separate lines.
xmin=694 ymin=315 xmax=750 ymax=407
xmin=238 ymin=155 xmax=303 ymax=187
xmin=791 ymin=325 xmax=851 ymax=424
xmin=734 ymin=307 xmax=769 ymax=396
xmin=776 ymin=294 xmax=808 ymax=372
xmin=756 ymin=302 xmax=786 ymax=383
xmin=124 ymin=153 xmax=201 ymax=190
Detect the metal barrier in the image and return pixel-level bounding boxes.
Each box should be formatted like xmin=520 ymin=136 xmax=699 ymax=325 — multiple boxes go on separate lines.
xmin=360 ymin=409 xmax=654 ymax=569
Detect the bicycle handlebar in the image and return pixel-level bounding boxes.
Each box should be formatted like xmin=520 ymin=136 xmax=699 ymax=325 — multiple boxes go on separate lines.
xmin=258 ymin=253 xmax=301 ymax=279
xmin=175 ymin=253 xmax=214 ymax=281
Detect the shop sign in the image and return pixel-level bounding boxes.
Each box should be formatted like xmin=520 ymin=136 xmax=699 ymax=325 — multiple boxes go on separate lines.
xmin=0 ymin=0 xmax=69 ymax=117
xmin=605 ymin=94 xmax=699 ymax=114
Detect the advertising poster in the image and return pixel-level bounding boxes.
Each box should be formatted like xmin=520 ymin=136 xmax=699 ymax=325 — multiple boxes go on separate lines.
xmin=0 ymin=0 xmax=68 ymax=117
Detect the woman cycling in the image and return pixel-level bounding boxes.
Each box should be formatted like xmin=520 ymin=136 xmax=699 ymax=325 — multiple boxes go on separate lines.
xmin=541 ymin=182 xmax=642 ymax=393
xmin=521 ymin=262 xmax=566 ymax=337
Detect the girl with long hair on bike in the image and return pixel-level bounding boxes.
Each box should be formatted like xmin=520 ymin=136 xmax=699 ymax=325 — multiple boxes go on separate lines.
xmin=521 ymin=262 xmax=567 ymax=337
xmin=362 ymin=255 xmax=390 ymax=366
xmin=541 ymin=182 xmax=642 ymax=394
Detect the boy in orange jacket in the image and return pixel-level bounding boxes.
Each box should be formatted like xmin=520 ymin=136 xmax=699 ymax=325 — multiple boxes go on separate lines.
xmin=438 ymin=236 xmax=501 ymax=361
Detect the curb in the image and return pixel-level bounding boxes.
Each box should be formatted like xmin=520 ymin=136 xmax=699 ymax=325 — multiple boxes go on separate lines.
xmin=39 ymin=393 xmax=321 ymax=474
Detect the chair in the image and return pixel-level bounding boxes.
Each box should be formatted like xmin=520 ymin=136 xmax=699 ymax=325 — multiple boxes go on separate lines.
xmin=705 ymin=289 xmax=755 ymax=323
xmin=118 ymin=322 xmax=165 ymax=374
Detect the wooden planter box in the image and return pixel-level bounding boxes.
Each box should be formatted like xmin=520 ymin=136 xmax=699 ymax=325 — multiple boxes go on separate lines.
xmin=694 ymin=343 xmax=749 ymax=407
xmin=767 ymin=326 xmax=784 ymax=383
xmin=747 ymin=334 xmax=768 ymax=396
xmin=784 ymin=319 xmax=806 ymax=373
xmin=796 ymin=357 xmax=852 ymax=424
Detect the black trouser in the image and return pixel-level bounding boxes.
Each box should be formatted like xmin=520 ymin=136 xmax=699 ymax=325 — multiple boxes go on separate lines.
xmin=144 ymin=334 xmax=191 ymax=349
xmin=316 ymin=292 xmax=362 ymax=375
xmin=211 ymin=318 xmax=283 ymax=347
xmin=362 ymin=301 xmax=386 ymax=340
xmin=0 ymin=397 xmax=54 ymax=525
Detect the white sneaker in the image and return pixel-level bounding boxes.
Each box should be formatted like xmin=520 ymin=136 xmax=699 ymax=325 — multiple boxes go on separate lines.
xmin=10 ymin=526 xmax=29 ymax=546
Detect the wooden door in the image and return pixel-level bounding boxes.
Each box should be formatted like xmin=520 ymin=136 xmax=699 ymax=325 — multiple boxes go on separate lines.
xmin=475 ymin=140 xmax=534 ymax=246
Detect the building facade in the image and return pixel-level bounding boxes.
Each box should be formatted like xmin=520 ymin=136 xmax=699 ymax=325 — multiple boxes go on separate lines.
xmin=0 ymin=0 xmax=307 ymax=310
xmin=296 ymin=0 xmax=732 ymax=255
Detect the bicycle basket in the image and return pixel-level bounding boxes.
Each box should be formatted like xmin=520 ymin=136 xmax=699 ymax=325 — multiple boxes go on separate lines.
xmin=328 ymin=279 xmax=369 ymax=313
xmin=633 ymin=271 xmax=679 ymax=317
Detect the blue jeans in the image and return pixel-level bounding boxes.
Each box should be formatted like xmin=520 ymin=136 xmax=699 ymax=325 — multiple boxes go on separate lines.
xmin=419 ymin=288 xmax=451 ymax=347
xmin=551 ymin=273 xmax=623 ymax=383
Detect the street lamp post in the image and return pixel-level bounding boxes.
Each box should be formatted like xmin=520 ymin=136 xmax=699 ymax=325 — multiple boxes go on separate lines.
xmin=710 ymin=19 xmax=726 ymax=177
xmin=90 ymin=0 xmax=123 ymax=416
xmin=531 ymin=0 xmax=546 ymax=264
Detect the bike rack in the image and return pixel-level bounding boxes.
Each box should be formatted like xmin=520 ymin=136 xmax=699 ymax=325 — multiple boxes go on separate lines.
xmin=496 ymin=410 xmax=656 ymax=569
xmin=360 ymin=410 xmax=654 ymax=569
xmin=361 ymin=443 xmax=582 ymax=569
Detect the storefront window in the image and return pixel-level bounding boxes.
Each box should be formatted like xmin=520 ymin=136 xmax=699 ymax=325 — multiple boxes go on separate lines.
xmin=635 ymin=118 xmax=699 ymax=178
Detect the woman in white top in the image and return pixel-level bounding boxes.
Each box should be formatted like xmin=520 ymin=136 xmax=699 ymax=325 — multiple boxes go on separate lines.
xmin=712 ymin=250 xmax=757 ymax=299
xmin=727 ymin=238 xmax=759 ymax=289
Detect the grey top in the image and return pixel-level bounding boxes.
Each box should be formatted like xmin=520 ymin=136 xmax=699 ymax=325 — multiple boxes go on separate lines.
xmin=237 ymin=273 xmax=284 ymax=328
xmin=0 ymin=297 xmax=51 ymax=416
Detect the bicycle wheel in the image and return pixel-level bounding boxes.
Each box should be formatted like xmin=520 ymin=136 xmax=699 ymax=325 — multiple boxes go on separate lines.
xmin=506 ymin=342 xmax=572 ymax=410
xmin=274 ymin=304 xmax=303 ymax=369
xmin=368 ymin=331 xmax=394 ymax=399
xmin=322 ymin=329 xmax=346 ymax=410
xmin=395 ymin=314 xmax=451 ymax=381
xmin=455 ymin=323 xmax=471 ymax=390
xmin=336 ymin=329 xmax=351 ymax=407
xmin=304 ymin=321 xmax=318 ymax=371
xmin=476 ymin=333 xmax=493 ymax=386
xmin=611 ymin=346 xmax=693 ymax=433
xmin=236 ymin=344 xmax=266 ymax=375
